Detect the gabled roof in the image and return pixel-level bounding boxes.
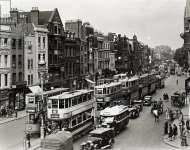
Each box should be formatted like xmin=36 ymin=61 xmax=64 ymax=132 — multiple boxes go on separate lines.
xmin=39 ymin=11 xmax=53 ymax=25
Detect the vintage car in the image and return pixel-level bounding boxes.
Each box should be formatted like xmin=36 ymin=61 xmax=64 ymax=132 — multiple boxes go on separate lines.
xmin=80 ymin=128 xmax=114 ymax=150
xmin=132 ymin=100 xmax=143 ymax=112
xmin=171 ymin=91 xmax=185 ymax=108
xmin=151 ymin=100 xmax=163 ymax=115
xmin=127 ymin=105 xmax=140 ymax=119
xmin=143 ymin=96 xmax=152 ymax=106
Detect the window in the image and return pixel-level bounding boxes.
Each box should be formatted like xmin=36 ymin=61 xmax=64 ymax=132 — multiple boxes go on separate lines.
xmin=4 ymin=38 xmax=8 ymax=45
xmin=12 ymin=55 xmax=16 ymax=68
xmin=72 ymin=98 xmax=77 ymax=106
xmin=78 ymin=96 xmax=82 ymax=104
xmin=38 ymin=54 xmax=41 ymax=62
xmin=72 ymin=119 xmax=76 ymax=127
xmin=4 ymin=55 xmax=8 ymax=67
xmin=18 ymin=55 xmax=22 ymax=67
xmin=4 ymin=74 xmax=7 ymax=86
xmin=28 ymin=59 xmax=30 ymax=69
xmin=77 ymin=115 xmax=82 ymax=124
xmin=59 ymin=99 xmax=65 ymax=108
xmin=0 ymin=55 xmax=1 ymax=67
xmin=18 ymin=39 xmax=22 ymax=49
xmin=65 ymin=99 xmax=69 ymax=108
xmin=38 ymin=36 xmax=41 ymax=48
xmin=0 ymin=74 xmax=1 ymax=87
xmin=54 ymin=26 xmax=58 ymax=34
xmin=43 ymin=37 xmax=46 ymax=49
xmin=52 ymin=99 xmax=58 ymax=108
xmin=28 ymin=75 xmax=30 ymax=85
xmin=31 ymin=74 xmax=33 ymax=84
xmin=12 ymin=73 xmax=16 ymax=84
xmin=12 ymin=39 xmax=16 ymax=49
xmin=31 ymin=59 xmax=33 ymax=69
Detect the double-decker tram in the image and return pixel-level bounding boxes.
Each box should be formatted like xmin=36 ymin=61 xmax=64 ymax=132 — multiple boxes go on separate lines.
xmin=25 ymin=87 xmax=68 ymax=135
xmin=147 ymin=73 xmax=157 ymax=94
xmin=156 ymin=75 xmax=165 ymax=89
xmin=139 ymin=74 xmax=149 ymax=99
xmin=100 ymin=105 xmax=130 ymax=134
xmin=128 ymin=76 xmax=139 ymax=102
xmin=47 ymin=89 xmax=95 ymax=140
xmin=95 ymin=81 xmax=122 ymax=111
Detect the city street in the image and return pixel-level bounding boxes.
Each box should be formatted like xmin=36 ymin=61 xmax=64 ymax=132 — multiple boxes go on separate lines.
xmin=0 ymin=75 xmax=187 ymax=150
xmin=0 ymin=117 xmax=26 ymax=150
xmin=74 ymin=75 xmax=186 ymax=150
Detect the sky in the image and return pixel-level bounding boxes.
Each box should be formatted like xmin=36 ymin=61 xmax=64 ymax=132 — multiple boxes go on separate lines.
xmin=0 ymin=0 xmax=187 ymax=49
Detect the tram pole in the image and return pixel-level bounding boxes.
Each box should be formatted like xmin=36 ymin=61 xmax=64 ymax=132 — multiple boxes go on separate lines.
xmin=39 ymin=54 xmax=46 ymax=140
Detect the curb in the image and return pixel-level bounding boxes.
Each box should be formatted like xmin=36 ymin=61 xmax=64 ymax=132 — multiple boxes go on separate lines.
xmin=162 ymin=136 xmax=180 ymax=149
xmin=0 ymin=115 xmax=27 ymax=125
xmin=162 ymin=136 xmax=190 ymax=149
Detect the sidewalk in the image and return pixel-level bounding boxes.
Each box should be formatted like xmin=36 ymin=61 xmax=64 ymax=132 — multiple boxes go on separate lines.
xmin=162 ymin=106 xmax=190 ymax=149
xmin=0 ymin=110 xmax=26 ymax=125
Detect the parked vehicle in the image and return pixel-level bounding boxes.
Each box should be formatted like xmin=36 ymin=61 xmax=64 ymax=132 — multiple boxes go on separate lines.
xmin=143 ymin=96 xmax=152 ymax=106
xmin=127 ymin=106 xmax=140 ymax=119
xmin=80 ymin=128 xmax=114 ymax=150
xmin=132 ymin=100 xmax=143 ymax=112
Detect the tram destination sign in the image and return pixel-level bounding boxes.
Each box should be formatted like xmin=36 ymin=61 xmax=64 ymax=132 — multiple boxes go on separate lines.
xmin=51 ymin=114 xmax=59 ymax=119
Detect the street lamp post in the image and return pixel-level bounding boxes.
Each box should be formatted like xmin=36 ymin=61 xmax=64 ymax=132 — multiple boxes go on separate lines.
xmin=38 ymin=54 xmax=46 ymax=140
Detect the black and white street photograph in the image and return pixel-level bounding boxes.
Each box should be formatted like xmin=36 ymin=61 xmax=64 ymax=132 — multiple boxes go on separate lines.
xmin=0 ymin=0 xmax=190 ymax=149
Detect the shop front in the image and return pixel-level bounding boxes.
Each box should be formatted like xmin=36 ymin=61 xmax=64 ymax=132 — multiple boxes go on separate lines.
xmin=0 ymin=89 xmax=10 ymax=108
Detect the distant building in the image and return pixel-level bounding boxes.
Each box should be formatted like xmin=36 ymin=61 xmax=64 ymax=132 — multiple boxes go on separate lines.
xmin=180 ymin=0 xmax=190 ymax=67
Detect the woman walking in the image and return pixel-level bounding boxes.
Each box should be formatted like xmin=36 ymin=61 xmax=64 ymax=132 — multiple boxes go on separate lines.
xmin=168 ymin=124 xmax=173 ymax=141
xmin=173 ymin=124 xmax=178 ymax=140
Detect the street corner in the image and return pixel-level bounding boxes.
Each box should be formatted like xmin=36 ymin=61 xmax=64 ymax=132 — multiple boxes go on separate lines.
xmin=162 ymin=135 xmax=190 ymax=149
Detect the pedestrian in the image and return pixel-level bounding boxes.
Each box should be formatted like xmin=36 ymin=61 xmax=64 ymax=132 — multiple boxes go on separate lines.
xmin=153 ymin=109 xmax=158 ymax=122
xmin=26 ymin=132 xmax=31 ymax=148
xmin=181 ymin=127 xmax=188 ymax=146
xmin=173 ymin=124 xmax=178 ymax=140
xmin=164 ymin=121 xmax=169 ymax=135
xmin=176 ymin=79 xmax=178 ymax=85
xmin=168 ymin=124 xmax=173 ymax=141
xmin=186 ymin=120 xmax=190 ymax=134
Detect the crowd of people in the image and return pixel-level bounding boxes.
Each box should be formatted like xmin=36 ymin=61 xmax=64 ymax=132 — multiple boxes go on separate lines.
xmin=164 ymin=108 xmax=190 ymax=146
xmin=0 ymin=106 xmax=17 ymax=118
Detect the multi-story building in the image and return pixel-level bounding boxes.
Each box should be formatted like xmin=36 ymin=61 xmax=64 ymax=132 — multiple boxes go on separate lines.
xmin=63 ymin=31 xmax=81 ymax=89
xmin=180 ymin=0 xmax=190 ymax=67
xmin=0 ymin=17 xmax=26 ymax=110
xmin=10 ymin=7 xmax=65 ymax=88
xmin=0 ymin=26 xmax=12 ymax=108
xmin=94 ymin=33 xmax=110 ymax=75
xmin=24 ymin=23 xmax=48 ymax=86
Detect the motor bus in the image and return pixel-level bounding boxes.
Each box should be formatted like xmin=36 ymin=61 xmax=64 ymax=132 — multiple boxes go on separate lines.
xmin=100 ymin=105 xmax=130 ymax=134
xmin=25 ymin=87 xmax=68 ymax=135
xmin=47 ymin=89 xmax=95 ymax=140
xmin=95 ymin=81 xmax=122 ymax=111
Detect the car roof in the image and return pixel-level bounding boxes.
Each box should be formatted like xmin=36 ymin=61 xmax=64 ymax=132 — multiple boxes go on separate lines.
xmin=90 ymin=128 xmax=112 ymax=135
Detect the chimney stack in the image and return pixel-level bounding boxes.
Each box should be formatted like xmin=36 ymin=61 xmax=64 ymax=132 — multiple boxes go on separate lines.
xmin=31 ymin=7 xmax=39 ymax=25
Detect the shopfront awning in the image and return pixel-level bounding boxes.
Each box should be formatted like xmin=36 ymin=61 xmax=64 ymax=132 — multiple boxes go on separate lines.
xmin=85 ymin=78 xmax=95 ymax=84
xmin=29 ymin=86 xmax=43 ymax=94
